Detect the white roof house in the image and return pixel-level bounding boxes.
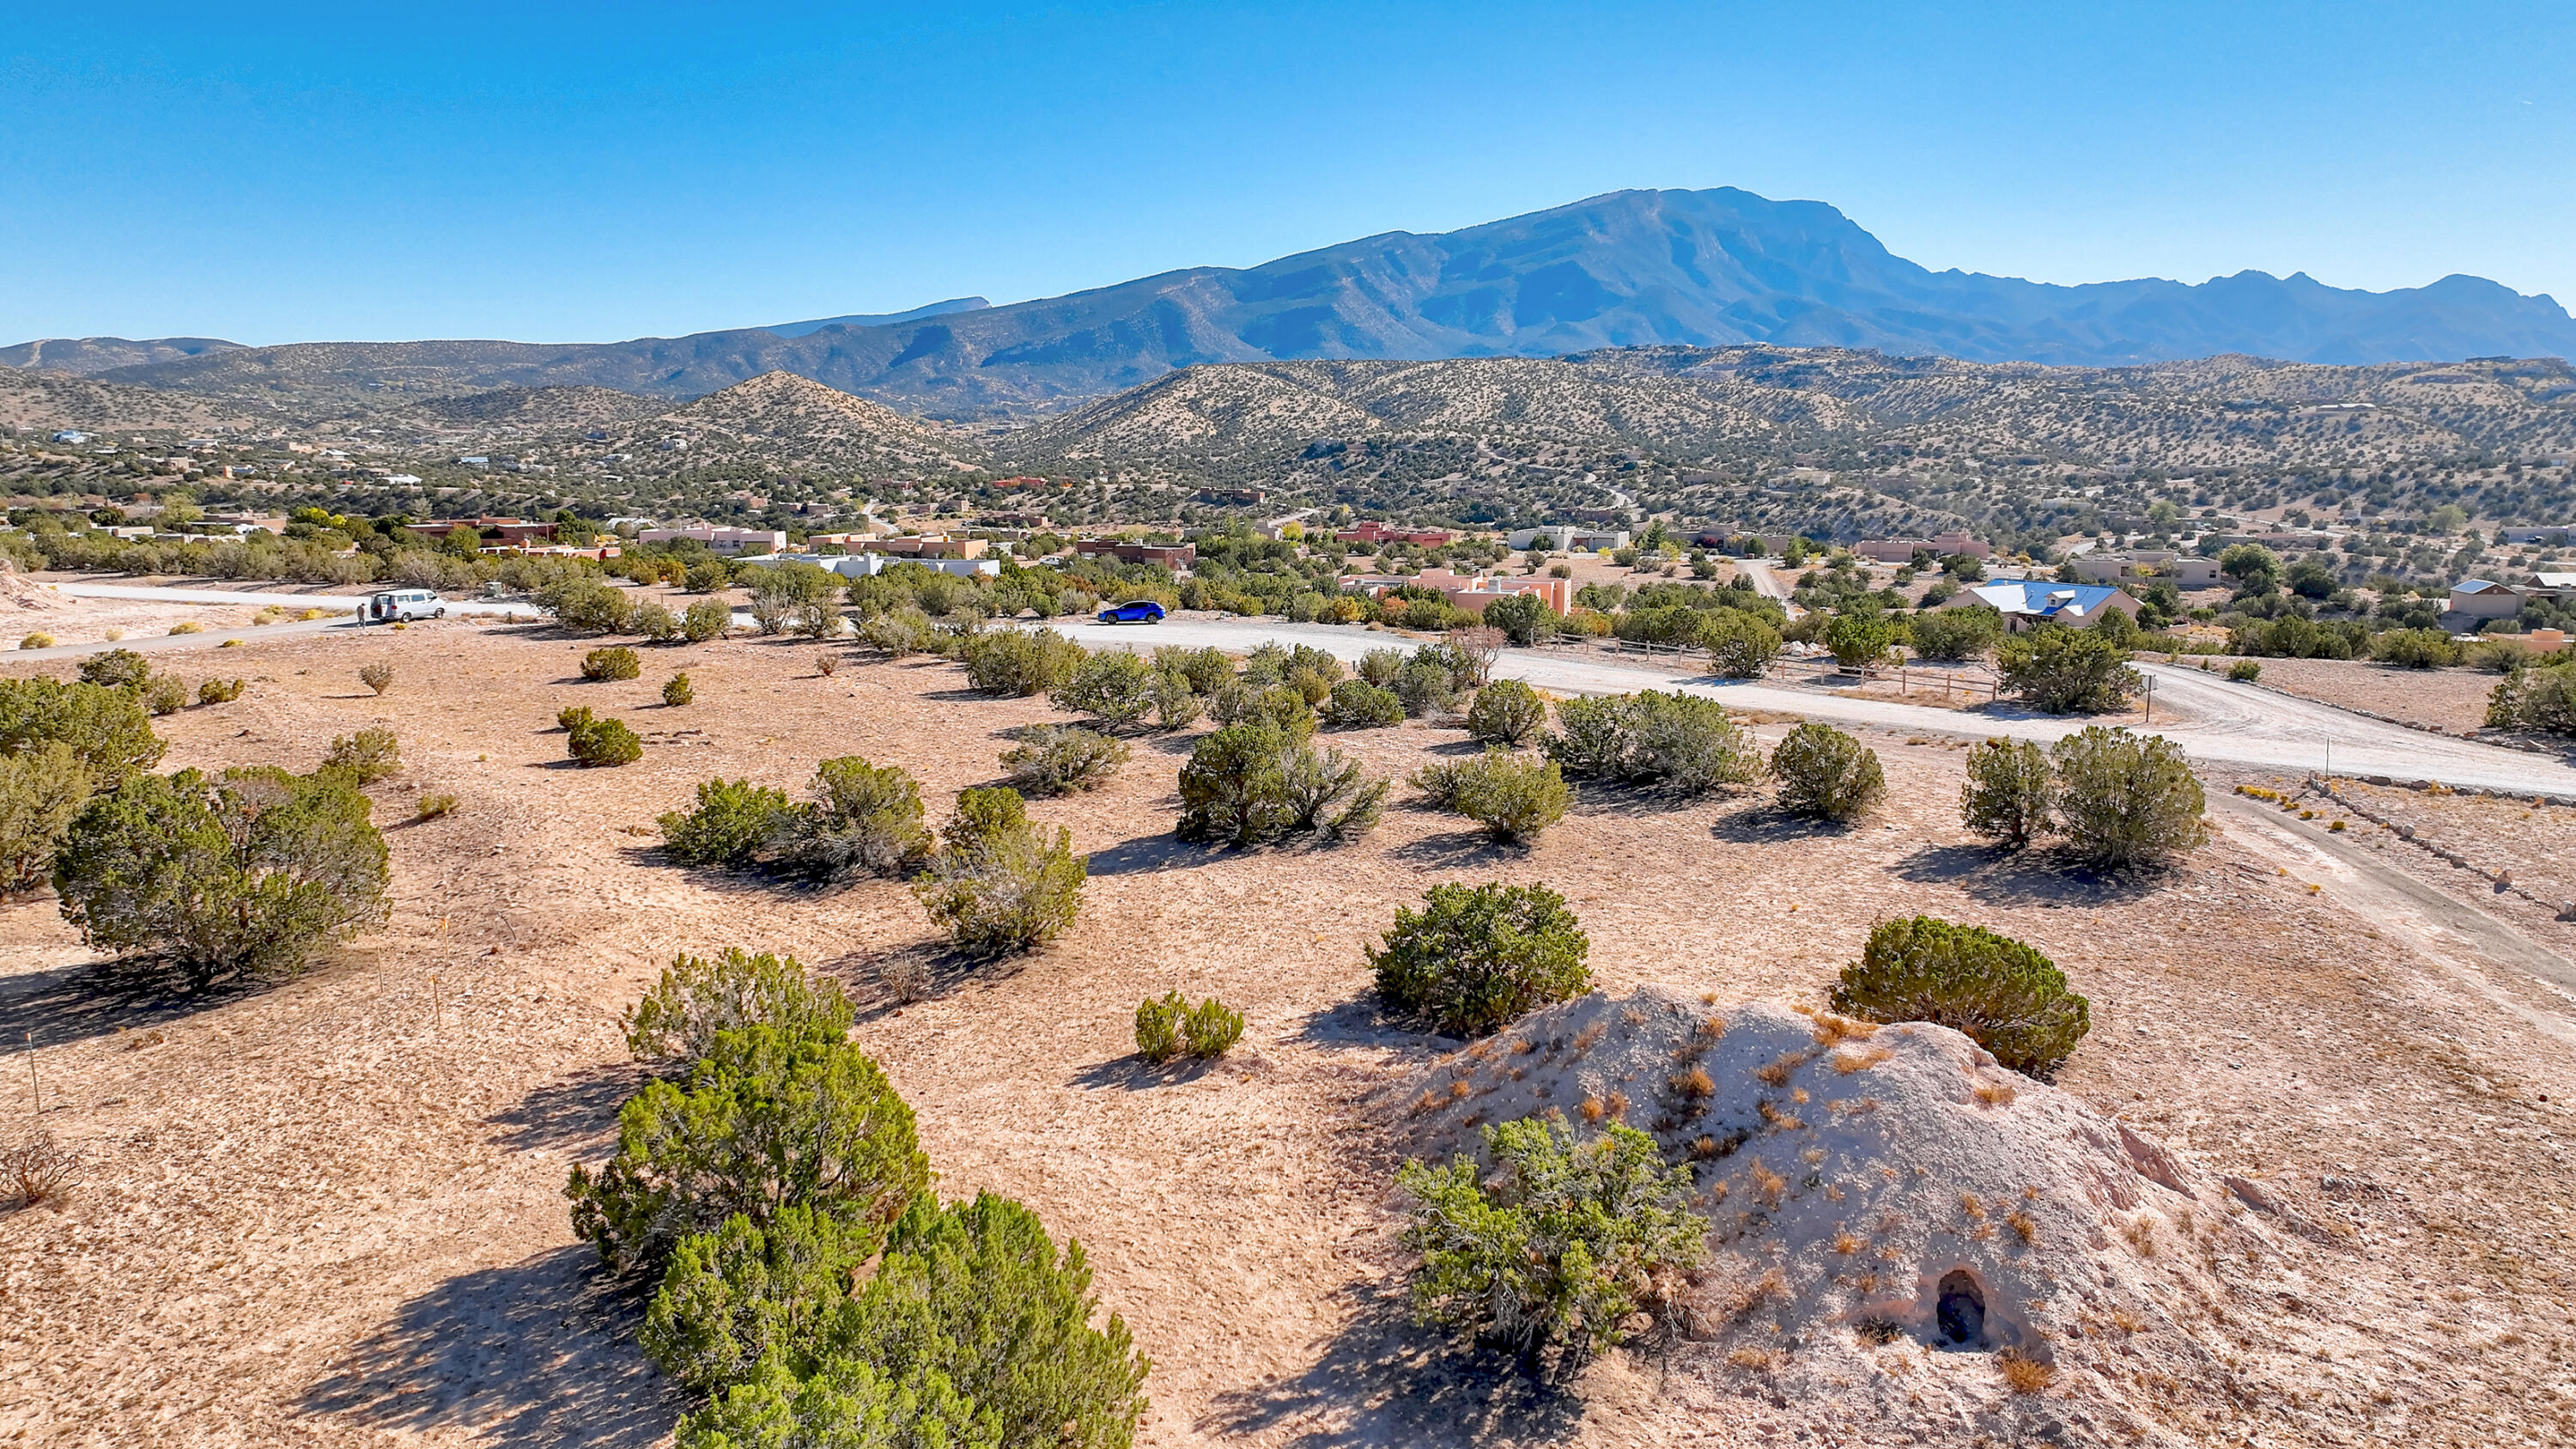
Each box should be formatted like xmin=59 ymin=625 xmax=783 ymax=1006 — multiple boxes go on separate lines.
xmin=1940 ymin=581 xmax=2145 ymax=632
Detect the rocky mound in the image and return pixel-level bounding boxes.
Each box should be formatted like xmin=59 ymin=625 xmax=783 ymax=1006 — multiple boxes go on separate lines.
xmin=0 ymin=557 xmax=61 ymax=612
xmin=1395 ymin=989 xmax=2300 ymax=1444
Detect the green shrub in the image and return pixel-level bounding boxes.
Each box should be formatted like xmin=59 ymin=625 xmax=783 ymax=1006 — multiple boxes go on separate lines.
xmin=1700 ymin=610 xmax=1782 ymax=677
xmin=570 ymin=716 xmax=644 ymax=767
xmin=2227 ymin=659 xmax=2263 ymax=682
xmin=1151 ymin=670 xmax=1203 ymax=729
xmin=1318 ymin=678 xmax=1404 ymax=728
xmin=0 ymin=678 xmax=165 ymax=787
xmin=963 ymin=627 xmax=1085 ymax=697
xmin=1050 ymin=649 xmax=1157 ymax=728
xmin=1996 ymin=624 xmax=2139 ymax=714
xmin=1959 ymin=738 xmax=2054 ymax=848
xmin=546 ymin=575 xmax=636 ymax=634
xmin=1770 ymin=721 xmax=1884 ymax=820
xmin=1210 ymin=680 xmax=1315 ymax=736
xmin=633 ymin=601 xmax=680 ymax=642
xmin=197 ymin=678 xmax=245 ymax=705
xmin=1370 ymin=881 xmax=1590 ymax=1038
xmin=1151 ymin=644 xmax=1232 ymax=695
xmin=1133 ymin=991 xmax=1242 ymax=1062
xmin=2486 ymin=658 xmax=2576 ymax=736
xmin=1908 ymin=606 xmax=2000 ymax=663
xmin=682 ymin=598 xmax=732 ymax=642
xmin=1481 ymin=591 xmax=1552 ymax=646
xmin=582 ymin=645 xmax=642 ymax=681
xmin=0 ymin=741 xmax=91 ymax=898
xmin=781 ymin=756 xmax=932 ymax=878
xmin=17 ymin=634 xmax=52 ymax=650
xmin=1448 ymin=750 xmax=1571 ymax=843
xmin=78 ymin=648 xmax=152 ymax=692
xmin=1356 ymin=647 xmax=1406 ymax=686
xmin=1825 ymin=612 xmax=1894 ymax=669
xmin=1177 ymin=724 xmax=1380 ymax=844
xmin=2373 ymin=627 xmax=2459 ymax=669
xmin=625 ymin=947 xmax=857 ymax=1063
xmin=1287 ymin=663 xmax=1339 ymax=706
xmin=567 ymin=1025 xmax=928 ymax=1273
xmin=2049 ymin=726 xmax=2207 ymax=868
xmin=663 ymin=673 xmax=695 ymax=706
xmin=675 ymin=1192 xmax=1150 ymax=1449
xmin=661 ymin=779 xmax=797 ymax=868
xmin=1001 ymin=727 xmax=1130 ymax=795
xmin=140 ymin=674 xmax=187 ymax=717
xmin=685 ymin=558 xmax=732 ymax=594
xmin=1546 ymin=691 xmax=1759 ymax=794
xmin=641 ymin=1203 xmax=872 ymax=1397
xmin=52 ymin=765 xmax=389 ymax=985
xmin=1466 ymin=680 xmax=1546 ymax=745
xmin=1400 ymin=1116 xmax=1704 ymax=1368
xmin=1391 ymin=661 xmax=1458 ymax=718
xmin=414 ymin=791 xmax=459 ymax=820
xmin=557 ymin=703 xmax=594 ymax=734
xmin=320 ymin=727 xmax=402 ymax=784
xmin=1133 ymin=992 xmax=1184 ymax=1063
xmin=2465 ymin=640 xmax=2530 ymax=673
xmin=1830 ymin=916 xmax=2091 ymax=1075
xmin=913 ymin=788 xmax=1086 ymax=957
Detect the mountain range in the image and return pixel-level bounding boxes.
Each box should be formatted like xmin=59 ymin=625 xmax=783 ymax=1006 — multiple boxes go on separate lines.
xmin=9 ymin=187 xmax=2576 ymax=417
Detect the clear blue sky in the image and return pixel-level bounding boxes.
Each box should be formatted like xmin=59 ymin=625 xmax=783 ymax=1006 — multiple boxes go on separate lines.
xmin=4 ymin=1 xmax=2569 ymax=345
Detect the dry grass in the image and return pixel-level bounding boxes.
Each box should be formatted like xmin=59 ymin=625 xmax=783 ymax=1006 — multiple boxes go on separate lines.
xmin=1973 ymin=1078 xmax=2019 ymax=1106
xmin=1753 ymin=1049 xmax=1812 ymax=1087
xmin=1672 ymin=1065 xmax=1716 ymax=1100
xmin=3 ymin=1132 xmax=79 ymax=1209
xmin=2007 ymin=1209 xmax=2040 ymax=1245
xmin=1748 ymin=1160 xmax=1788 ymax=1207
xmin=1810 ymin=1012 xmax=1877 ymax=1046
xmin=1832 ymin=1227 xmax=1866 ymax=1255
xmin=1997 ymin=1349 xmax=2057 ymax=1394
xmin=1832 ymin=1044 xmax=1893 ymax=1074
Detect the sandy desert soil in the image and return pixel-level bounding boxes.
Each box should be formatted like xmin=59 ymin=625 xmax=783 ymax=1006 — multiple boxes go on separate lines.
xmin=3 ymin=620 xmax=2574 ymax=1449
xmin=0 ymin=569 xmax=376 ymax=648
xmin=2239 ymin=657 xmax=2508 ymax=734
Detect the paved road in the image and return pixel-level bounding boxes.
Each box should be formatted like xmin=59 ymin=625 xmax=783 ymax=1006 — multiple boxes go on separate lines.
xmin=1055 ymin=616 xmax=2576 ymax=797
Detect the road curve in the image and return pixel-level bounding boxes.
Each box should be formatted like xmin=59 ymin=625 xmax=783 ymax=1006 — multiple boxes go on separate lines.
xmin=1055 ymin=616 xmax=2576 ymax=797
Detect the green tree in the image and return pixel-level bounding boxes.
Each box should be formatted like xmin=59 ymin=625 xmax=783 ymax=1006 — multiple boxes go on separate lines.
xmin=2049 ymin=726 xmax=2207 ymax=869
xmin=642 ymin=1205 xmax=875 ymax=1397
xmin=2372 ymin=628 xmax=2459 ymax=668
xmin=2486 ymin=658 xmax=2576 ymax=736
xmin=1996 ymin=624 xmax=2139 ymax=714
xmin=2218 ymin=545 xmax=2281 ymax=596
xmin=52 ymin=766 xmax=390 ymax=983
xmin=0 ymin=742 xmax=90 ymax=898
xmin=1465 ymin=680 xmax=1546 ymax=746
xmin=779 ymin=756 xmax=933 ymax=878
xmin=1317 ymin=679 xmax=1404 ymax=728
xmin=0 ymin=678 xmax=165 ymax=787
xmin=625 ymin=947 xmax=856 ymax=1064
xmin=566 ymin=1025 xmax=929 ymax=1273
xmin=1370 ymin=882 xmax=1590 ymax=1038
xmin=1699 ymin=610 xmax=1782 ymax=678
xmin=1481 ymin=592 xmax=1552 ymax=647
xmin=660 ymin=779 xmax=798 ymax=868
xmin=1399 ymin=1116 xmax=1705 ymax=1371
xmin=1448 ymin=750 xmax=1571 ymax=844
xmin=582 ymin=645 xmax=642 ymax=680
xmin=1769 ymin=721 xmax=1885 ymax=821
xmin=1959 ymin=738 xmax=2053 ymax=848
xmin=546 ymin=575 xmax=636 ymax=633
xmin=1907 ymin=606 xmax=2000 ymax=663
xmin=319 ymin=727 xmax=401 ymax=784
xmin=682 ymin=598 xmax=732 ymax=642
xmin=1825 ymin=611 xmax=1893 ymax=669
xmin=1001 ymin=727 xmax=1130 ymax=795
xmin=1830 ymin=916 xmax=2090 ymax=1075
xmin=963 ymin=628 xmax=1085 ymax=697
xmin=76 ymin=648 xmax=153 ymax=692
xmin=569 ymin=715 xmax=644 ymax=766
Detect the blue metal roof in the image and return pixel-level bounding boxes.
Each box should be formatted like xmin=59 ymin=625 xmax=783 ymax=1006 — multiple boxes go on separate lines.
xmin=1973 ymin=581 xmax=2126 ymax=616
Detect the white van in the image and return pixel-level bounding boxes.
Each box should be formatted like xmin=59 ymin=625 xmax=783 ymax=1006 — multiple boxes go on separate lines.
xmin=363 ymin=588 xmax=447 ymax=624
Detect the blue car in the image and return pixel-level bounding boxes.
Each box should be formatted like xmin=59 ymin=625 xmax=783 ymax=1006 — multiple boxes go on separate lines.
xmin=1095 ymin=600 xmax=1167 ymax=624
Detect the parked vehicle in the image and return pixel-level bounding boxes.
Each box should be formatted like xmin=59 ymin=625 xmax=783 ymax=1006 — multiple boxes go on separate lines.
xmin=1095 ymin=600 xmax=1167 ymax=624
xmin=363 ymin=588 xmax=446 ymax=623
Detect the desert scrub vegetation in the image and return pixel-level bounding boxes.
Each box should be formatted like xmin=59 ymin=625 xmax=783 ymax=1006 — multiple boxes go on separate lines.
xmin=1417 ymin=749 xmax=1570 ymax=844
xmin=76 ymin=648 xmax=151 ymax=692
xmin=1906 ymin=606 xmax=2000 ymax=663
xmin=1959 ymin=738 xmax=2055 ymax=848
xmin=660 ymin=757 xmax=931 ymax=879
xmin=52 ymin=764 xmax=390 ymax=985
xmin=1318 ymin=678 xmax=1405 ymax=728
xmin=1400 ymin=1114 xmax=1704 ymax=1373
xmin=625 ymin=947 xmax=858 ymax=1065
xmin=582 ymin=645 xmax=643 ymax=681
xmin=196 ymin=677 xmax=245 ymax=705
xmin=1829 ymin=916 xmax=2091 ymax=1075
xmin=1770 ymin=721 xmax=1885 ymax=821
xmin=963 ymin=626 xmax=1086 ymax=697
xmin=358 ymin=661 xmax=395 ymax=695
xmin=1466 ymin=679 xmax=1546 ymax=745
xmin=1050 ymin=648 xmax=1157 ymax=728
xmin=568 ymin=714 xmax=644 ymax=767
xmin=682 ymin=597 xmax=732 ymax=642
xmin=543 ymin=575 xmax=636 ymax=634
xmin=1701 ymin=609 xmax=1784 ymax=677
xmin=1133 ymin=991 xmax=1246 ymax=1062
xmin=1996 ymin=623 xmax=2141 ymax=714
xmin=913 ymin=787 xmax=1087 ymax=957
xmin=319 ymin=727 xmax=402 ymax=784
xmin=2050 ymin=726 xmax=2208 ymax=868
xmin=662 ymin=672 xmax=695 ymax=706
xmin=1370 ymin=881 xmax=1591 ymax=1038
xmin=0 ymin=742 xmax=92 ymax=898
xmin=2487 ymin=655 xmax=2576 ymax=736
xmin=1001 ymin=726 xmax=1131 ymax=796
xmin=0 ymin=678 xmax=167 ymax=786
xmin=1176 ymin=724 xmax=1387 ymax=845
xmin=1546 ymin=690 xmax=1759 ymax=794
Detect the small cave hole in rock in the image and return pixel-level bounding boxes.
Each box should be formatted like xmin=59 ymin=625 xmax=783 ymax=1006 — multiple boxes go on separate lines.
xmin=1936 ymin=1270 xmax=1986 ymax=1346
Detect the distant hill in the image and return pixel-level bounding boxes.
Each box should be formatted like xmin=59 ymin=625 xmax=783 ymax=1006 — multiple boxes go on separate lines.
xmin=0 ymin=335 xmax=244 ymax=374
xmin=600 ymin=371 xmax=987 ymax=476
xmin=17 ymin=188 xmax=2576 ymax=417
xmin=0 ymin=366 xmax=258 ymax=432
xmin=762 ymin=297 xmax=990 ymax=338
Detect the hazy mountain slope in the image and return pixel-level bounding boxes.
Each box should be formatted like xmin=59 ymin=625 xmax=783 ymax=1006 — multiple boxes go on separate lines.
xmin=602 ymin=370 xmax=987 ymax=475
xmin=0 ymin=366 xmax=257 ymax=432
xmin=28 ymin=187 xmax=2576 ymax=419
xmin=763 ymin=297 xmax=991 ymax=338
xmin=0 ymin=335 xmax=244 ymax=374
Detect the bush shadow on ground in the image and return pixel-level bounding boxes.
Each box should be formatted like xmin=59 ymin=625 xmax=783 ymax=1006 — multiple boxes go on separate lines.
xmin=301 ymin=1243 xmax=677 ymax=1449
xmin=0 ymin=941 xmax=354 ymax=1050
xmin=489 ymin=1061 xmax=654 ymax=1154
xmin=1385 ymin=829 xmax=1524 ymax=868
xmin=1891 ymin=842 xmax=2172 ymax=908
xmin=1066 ymin=1051 xmax=1231 ymax=1091
xmin=1291 ymin=995 xmax=1459 ymax=1062
xmin=1197 ymin=1275 xmax=1585 ymax=1449
xmin=1705 ymin=803 xmax=1860 ymax=844
xmin=1084 ymin=832 xmax=1200 ymax=876
xmin=829 ymin=941 xmax=1012 ymax=1020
